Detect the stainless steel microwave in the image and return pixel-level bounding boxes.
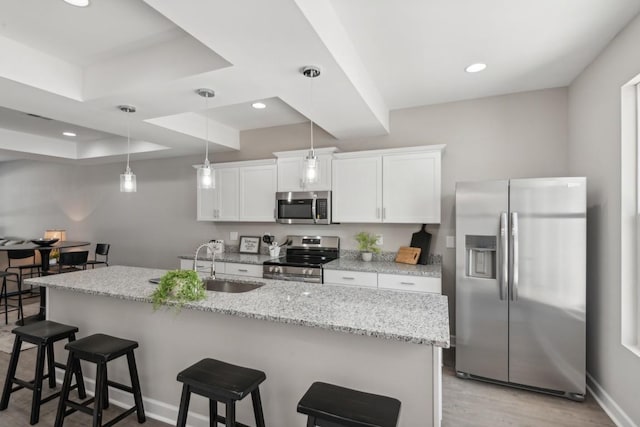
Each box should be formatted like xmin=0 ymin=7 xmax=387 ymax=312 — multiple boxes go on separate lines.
xmin=275 ymin=191 xmax=331 ymax=224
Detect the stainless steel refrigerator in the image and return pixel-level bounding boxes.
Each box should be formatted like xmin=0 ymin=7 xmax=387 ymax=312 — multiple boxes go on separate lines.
xmin=455 ymin=177 xmax=586 ymax=400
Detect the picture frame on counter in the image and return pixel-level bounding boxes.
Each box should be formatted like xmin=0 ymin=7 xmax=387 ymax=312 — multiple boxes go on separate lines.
xmin=239 ymin=236 xmax=261 ymax=254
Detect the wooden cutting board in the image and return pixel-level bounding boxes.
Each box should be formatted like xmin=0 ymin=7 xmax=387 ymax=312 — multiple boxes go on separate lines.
xmin=395 ymin=246 xmax=421 ymax=265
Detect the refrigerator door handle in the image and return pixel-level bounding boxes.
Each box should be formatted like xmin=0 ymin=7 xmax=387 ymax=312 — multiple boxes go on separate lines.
xmin=510 ymin=211 xmax=519 ymax=301
xmin=500 ymin=212 xmax=508 ymax=300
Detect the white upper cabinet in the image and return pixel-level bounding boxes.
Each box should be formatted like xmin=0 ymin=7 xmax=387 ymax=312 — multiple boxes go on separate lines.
xmin=197 ymin=181 xmax=217 ymax=221
xmin=196 ymin=159 xmax=276 ymax=222
xmin=383 ymin=150 xmax=441 ymax=223
xmin=215 ymin=167 xmax=240 ymax=221
xmin=239 ymin=163 xmax=277 ymax=221
xmin=332 ymin=156 xmax=383 ymax=223
xmin=273 ymin=147 xmax=337 ymax=192
xmin=332 ymin=145 xmax=444 ymax=224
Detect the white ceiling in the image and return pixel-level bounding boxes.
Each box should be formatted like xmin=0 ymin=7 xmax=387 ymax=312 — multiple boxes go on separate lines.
xmin=0 ymin=0 xmax=638 ymax=163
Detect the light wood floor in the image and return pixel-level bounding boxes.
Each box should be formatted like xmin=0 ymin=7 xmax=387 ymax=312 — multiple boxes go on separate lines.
xmin=441 ymin=349 xmax=614 ymax=427
xmin=0 ymin=308 xmax=615 ymax=426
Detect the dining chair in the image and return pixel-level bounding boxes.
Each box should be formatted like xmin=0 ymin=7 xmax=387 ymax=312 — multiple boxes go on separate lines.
xmin=57 ymin=251 xmax=89 ymax=274
xmin=5 ymin=249 xmax=41 ymax=282
xmin=5 ymin=249 xmax=41 ymax=298
xmin=86 ymin=243 xmax=110 ymax=269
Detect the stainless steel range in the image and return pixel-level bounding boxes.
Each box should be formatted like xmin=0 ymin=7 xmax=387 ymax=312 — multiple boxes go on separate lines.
xmin=263 ymin=235 xmax=339 ymax=283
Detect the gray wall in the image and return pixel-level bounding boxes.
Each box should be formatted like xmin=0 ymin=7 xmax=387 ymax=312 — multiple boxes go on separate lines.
xmin=0 ymin=87 xmax=569 ymax=335
xmin=569 ymin=12 xmax=640 ymax=425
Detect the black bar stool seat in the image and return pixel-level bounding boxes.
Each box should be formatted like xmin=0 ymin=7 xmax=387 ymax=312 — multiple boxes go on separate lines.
xmin=63 ymin=333 xmax=138 ymax=362
xmin=176 ymin=358 xmax=266 ymax=427
xmin=54 ymin=333 xmax=145 ymax=427
xmin=0 ymin=320 xmax=86 ymax=425
xmin=297 ymin=382 xmax=401 ymax=427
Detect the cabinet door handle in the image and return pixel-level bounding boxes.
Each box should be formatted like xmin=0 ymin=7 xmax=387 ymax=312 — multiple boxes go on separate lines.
xmin=400 ymin=281 xmax=415 ymax=286
xmin=383 ymin=207 xmax=386 ymax=220
xmin=376 ymin=208 xmax=380 ymax=219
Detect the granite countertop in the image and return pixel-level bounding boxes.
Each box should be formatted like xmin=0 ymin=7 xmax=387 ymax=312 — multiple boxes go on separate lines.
xmin=179 ymin=253 xmax=276 ymax=265
xmin=26 ymin=266 xmax=449 ymax=348
xmin=324 ymin=258 xmax=442 ymax=278
xmin=180 ymin=253 xmax=442 ymax=277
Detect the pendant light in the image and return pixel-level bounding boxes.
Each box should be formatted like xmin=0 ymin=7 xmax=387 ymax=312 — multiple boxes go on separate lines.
xmin=302 ymin=66 xmax=321 ymax=185
xmin=196 ymin=88 xmax=216 ymax=190
xmin=118 ymin=105 xmax=137 ymax=193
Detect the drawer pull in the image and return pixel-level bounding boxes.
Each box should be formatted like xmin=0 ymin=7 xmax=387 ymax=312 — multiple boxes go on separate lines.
xmin=400 ymin=281 xmax=415 ymax=286
xmin=237 ymin=269 xmax=249 ymax=272
xmin=342 ymin=277 xmax=355 ymax=280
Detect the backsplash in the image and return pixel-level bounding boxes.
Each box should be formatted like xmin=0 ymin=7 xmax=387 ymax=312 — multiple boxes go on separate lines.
xmin=220 ymin=244 xmax=442 ymax=265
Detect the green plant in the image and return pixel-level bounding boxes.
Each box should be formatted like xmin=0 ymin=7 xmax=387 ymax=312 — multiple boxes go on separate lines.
xmin=355 ymin=231 xmax=381 ymax=254
xmin=151 ymin=270 xmax=206 ymax=311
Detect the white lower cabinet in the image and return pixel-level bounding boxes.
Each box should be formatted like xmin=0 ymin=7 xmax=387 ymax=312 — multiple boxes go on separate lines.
xmin=378 ymin=274 xmax=441 ymax=294
xmin=224 ymin=263 xmax=263 ymax=278
xmin=325 ymin=269 xmax=441 ymax=294
xmin=179 ymin=259 xmax=263 ymax=279
xmin=324 ymin=270 xmax=378 ymax=288
xmin=179 ymin=259 xmax=226 ymax=277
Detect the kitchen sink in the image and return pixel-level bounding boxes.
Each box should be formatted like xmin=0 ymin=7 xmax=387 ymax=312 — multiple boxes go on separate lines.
xmin=203 ymin=278 xmax=264 ymax=293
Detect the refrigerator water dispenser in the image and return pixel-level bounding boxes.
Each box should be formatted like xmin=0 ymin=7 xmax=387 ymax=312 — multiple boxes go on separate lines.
xmin=465 ymin=235 xmax=496 ymax=279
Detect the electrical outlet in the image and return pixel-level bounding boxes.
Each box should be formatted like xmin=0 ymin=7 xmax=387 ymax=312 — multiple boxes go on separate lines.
xmin=375 ymin=234 xmax=383 ymax=245
xmin=230 ymin=231 xmax=238 ymax=241
xmin=446 ymin=236 xmax=455 ymax=249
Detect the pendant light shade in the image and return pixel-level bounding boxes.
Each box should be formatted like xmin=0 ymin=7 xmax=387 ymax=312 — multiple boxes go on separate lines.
xmin=196 ymin=88 xmax=216 ymax=190
xmin=302 ymin=66 xmax=320 ymax=185
xmin=118 ymin=105 xmax=137 ymax=193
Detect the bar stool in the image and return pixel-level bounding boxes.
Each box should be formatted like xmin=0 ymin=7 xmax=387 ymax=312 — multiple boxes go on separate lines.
xmin=176 ymin=358 xmax=266 ymax=427
xmin=54 ymin=333 xmax=145 ymax=427
xmin=0 ymin=271 xmax=22 ymax=325
xmin=297 ymin=382 xmax=401 ymax=427
xmin=0 ymin=320 xmax=86 ymax=425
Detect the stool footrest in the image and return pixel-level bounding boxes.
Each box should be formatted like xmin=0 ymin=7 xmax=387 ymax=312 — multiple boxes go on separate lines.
xmin=39 ymin=384 xmax=80 ymax=405
xmin=102 ymin=406 xmax=138 ymax=427
xmin=9 ymin=383 xmax=26 ymax=393
xmin=214 ymin=414 xmax=251 ymax=427
xmin=11 ymin=378 xmax=34 ymax=390
xmin=64 ymin=396 xmax=96 ymax=416
xmin=107 ymin=380 xmax=133 ymax=394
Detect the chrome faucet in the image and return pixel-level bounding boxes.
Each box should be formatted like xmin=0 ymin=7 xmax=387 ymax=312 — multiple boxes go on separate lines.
xmin=193 ymin=242 xmax=215 ymax=279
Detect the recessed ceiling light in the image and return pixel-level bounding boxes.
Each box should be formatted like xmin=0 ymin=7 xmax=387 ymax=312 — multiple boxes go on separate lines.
xmin=252 ymin=102 xmax=266 ymax=110
xmin=63 ymin=0 xmax=90 ymax=7
xmin=465 ymin=63 xmax=487 ymax=73
xmin=62 ymin=132 xmax=76 ymax=137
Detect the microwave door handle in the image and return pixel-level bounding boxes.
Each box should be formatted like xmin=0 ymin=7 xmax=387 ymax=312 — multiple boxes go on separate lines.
xmin=311 ymin=198 xmax=317 ymax=224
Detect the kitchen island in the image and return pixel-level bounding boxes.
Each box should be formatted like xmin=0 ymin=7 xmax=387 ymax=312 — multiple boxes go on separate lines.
xmin=26 ymin=266 xmax=450 ymax=427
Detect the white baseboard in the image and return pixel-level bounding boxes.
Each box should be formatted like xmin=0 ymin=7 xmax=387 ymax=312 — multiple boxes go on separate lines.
xmin=56 ymin=369 xmax=219 ymax=427
xmin=587 ymin=372 xmax=638 ymax=427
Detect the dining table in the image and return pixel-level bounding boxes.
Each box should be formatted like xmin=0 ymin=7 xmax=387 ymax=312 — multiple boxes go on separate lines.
xmin=0 ymin=240 xmax=90 ymax=324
